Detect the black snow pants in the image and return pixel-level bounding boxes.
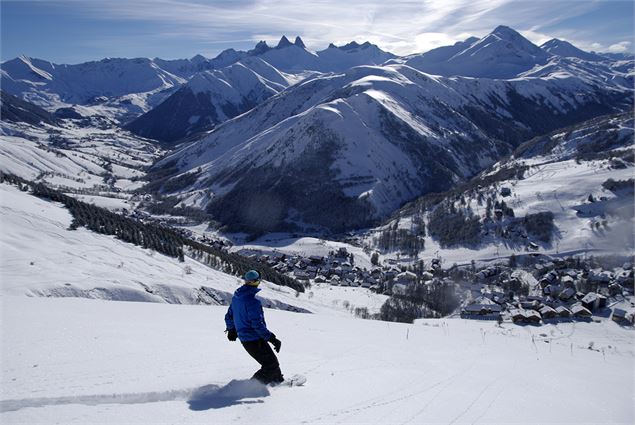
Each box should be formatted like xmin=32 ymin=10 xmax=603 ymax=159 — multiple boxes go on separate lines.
xmin=241 ymin=339 xmax=284 ymax=384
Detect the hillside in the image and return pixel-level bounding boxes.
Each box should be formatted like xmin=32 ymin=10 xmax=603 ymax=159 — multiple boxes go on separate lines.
xmin=365 ymin=112 xmax=634 ymax=265
xmin=0 ymin=182 xmax=387 ymax=314
xmin=152 ymin=57 xmax=631 ymax=233
xmin=1 ymin=293 xmax=633 ymax=424
xmin=0 ymin=100 xmax=161 ymax=192
xmin=125 ymin=57 xmax=305 ymax=145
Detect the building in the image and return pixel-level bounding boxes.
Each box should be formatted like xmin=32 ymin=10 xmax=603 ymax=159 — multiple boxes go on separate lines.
xmin=461 ymin=303 xmax=503 ymax=319
xmin=539 ymin=305 xmax=557 ymax=319
xmin=571 ymin=304 xmax=592 ymax=318
xmin=581 ymin=292 xmax=607 ymax=311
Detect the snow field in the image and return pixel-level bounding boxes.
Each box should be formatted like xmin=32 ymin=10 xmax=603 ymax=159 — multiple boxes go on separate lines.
xmin=1 ymin=296 xmax=633 ymax=424
xmin=0 ymin=184 xmax=385 ymax=316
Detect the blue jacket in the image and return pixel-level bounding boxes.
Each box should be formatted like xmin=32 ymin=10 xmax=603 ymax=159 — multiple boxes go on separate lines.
xmin=225 ymin=285 xmax=273 ymax=342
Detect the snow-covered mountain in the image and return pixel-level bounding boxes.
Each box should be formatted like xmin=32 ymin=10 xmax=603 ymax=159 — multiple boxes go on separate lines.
xmin=125 ymin=57 xmax=304 ymax=145
xmin=1 ymin=90 xmax=57 ymax=126
xmin=403 ymin=26 xmax=551 ymax=78
xmin=2 ymin=25 xmax=633 ymax=235
xmin=1 ymin=36 xmax=394 ymax=127
xmin=0 ymin=56 xmax=191 ymax=120
xmin=540 ymin=39 xmax=607 ymax=62
xmin=126 ymin=37 xmax=396 ymax=144
xmin=231 ymin=36 xmax=395 ymax=73
xmin=152 ymin=56 xmax=631 ymax=233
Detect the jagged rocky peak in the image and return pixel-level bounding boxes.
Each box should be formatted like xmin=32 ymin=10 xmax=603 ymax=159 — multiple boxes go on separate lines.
xmin=294 ymin=36 xmax=306 ymax=49
xmin=341 ymin=41 xmax=360 ymax=50
xmin=276 ymin=35 xmax=293 ymax=49
xmin=251 ymin=40 xmax=270 ymax=55
xmin=325 ymin=41 xmax=375 ymax=51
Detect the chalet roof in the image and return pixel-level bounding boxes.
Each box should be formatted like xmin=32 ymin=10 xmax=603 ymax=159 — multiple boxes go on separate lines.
xmin=509 ymin=309 xmax=525 ymax=318
xmin=463 ymin=304 xmax=503 ymax=313
xmin=472 ymin=296 xmax=496 ymax=305
xmin=571 ymin=304 xmax=592 ymax=316
xmin=421 ymin=271 xmax=434 ymax=280
xmin=559 ymin=288 xmax=575 ymax=299
xmin=612 ymin=308 xmax=627 ymax=317
xmin=581 ymin=292 xmax=606 ymax=303
xmin=561 ymin=276 xmax=575 ymax=284
xmin=540 ymin=306 xmax=557 ymax=315
xmin=524 ymin=310 xmax=541 ymax=319
xmin=555 ymin=306 xmax=571 ymax=314
xmin=397 ymin=271 xmax=417 ymax=279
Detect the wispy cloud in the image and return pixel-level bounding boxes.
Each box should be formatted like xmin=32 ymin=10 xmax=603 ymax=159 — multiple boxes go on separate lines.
xmin=608 ymin=41 xmax=632 ymax=53
xmin=11 ymin=0 xmax=634 ymax=58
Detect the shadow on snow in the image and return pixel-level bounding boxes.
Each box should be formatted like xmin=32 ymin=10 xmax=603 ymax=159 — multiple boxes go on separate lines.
xmin=0 ymin=379 xmax=269 ymax=413
xmin=187 ymin=379 xmax=270 ymax=411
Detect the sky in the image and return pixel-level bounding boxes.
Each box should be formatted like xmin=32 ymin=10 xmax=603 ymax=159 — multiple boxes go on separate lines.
xmin=1 ymin=0 xmax=633 ymax=64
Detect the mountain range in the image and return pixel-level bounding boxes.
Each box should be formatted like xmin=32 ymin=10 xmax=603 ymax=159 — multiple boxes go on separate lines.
xmin=1 ymin=25 xmax=633 ymax=234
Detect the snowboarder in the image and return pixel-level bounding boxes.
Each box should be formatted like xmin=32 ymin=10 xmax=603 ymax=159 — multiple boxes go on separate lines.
xmin=225 ymin=270 xmax=284 ymax=385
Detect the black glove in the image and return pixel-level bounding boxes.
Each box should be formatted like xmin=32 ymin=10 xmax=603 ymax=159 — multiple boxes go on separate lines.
xmin=268 ymin=334 xmax=282 ymax=353
xmin=226 ymin=328 xmax=237 ymax=341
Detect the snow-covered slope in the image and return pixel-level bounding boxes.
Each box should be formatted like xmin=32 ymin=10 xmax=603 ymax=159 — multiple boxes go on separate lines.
xmin=125 ymin=57 xmax=304 ymax=145
xmin=1 ymin=90 xmax=57 ymax=126
xmin=367 ymin=112 xmax=634 ymax=265
xmin=0 ymin=108 xmax=161 ymax=192
xmin=1 ymin=294 xmax=633 ymax=424
xmin=541 ymin=39 xmax=607 ymax=62
xmin=126 ymin=37 xmax=396 ymax=144
xmin=153 ymin=56 xmax=631 ymax=233
xmin=0 ymin=183 xmax=386 ymax=314
xmin=516 ymin=52 xmax=633 ymax=91
xmin=0 ymin=56 xmax=189 ymax=120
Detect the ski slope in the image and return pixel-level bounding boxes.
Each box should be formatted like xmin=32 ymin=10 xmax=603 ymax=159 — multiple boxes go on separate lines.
xmin=1 ymin=295 xmax=633 ymax=424
xmin=1 ymin=182 xmax=634 ymax=424
xmin=0 ymin=183 xmax=385 ymax=315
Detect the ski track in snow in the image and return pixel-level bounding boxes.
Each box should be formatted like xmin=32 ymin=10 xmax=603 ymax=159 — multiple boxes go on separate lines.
xmin=304 ymin=359 xmax=478 ymax=424
xmin=0 ymin=380 xmax=274 ymax=414
xmin=0 ymin=388 xmax=197 ymax=413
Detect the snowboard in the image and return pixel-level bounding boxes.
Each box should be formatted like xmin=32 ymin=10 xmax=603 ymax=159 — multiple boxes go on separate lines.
xmin=278 ymin=374 xmax=306 ymax=387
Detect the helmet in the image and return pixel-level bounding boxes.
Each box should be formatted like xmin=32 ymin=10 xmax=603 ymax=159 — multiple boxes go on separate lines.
xmin=243 ymin=270 xmax=261 ymax=285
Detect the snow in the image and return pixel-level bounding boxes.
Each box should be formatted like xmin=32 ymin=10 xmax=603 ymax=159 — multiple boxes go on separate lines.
xmin=1 ymin=31 xmax=635 ymax=423
xmin=395 ymin=156 xmax=634 ymax=267
xmin=1 ymin=295 xmax=633 ymax=424
xmin=1 ymin=56 xmax=188 ymax=120
xmin=405 ymin=26 xmax=551 ymax=79
xmin=159 ymin=52 xmax=630 ymax=229
xmin=0 ymin=119 xmax=161 ymax=191
xmin=0 ymin=184 xmax=382 ymax=316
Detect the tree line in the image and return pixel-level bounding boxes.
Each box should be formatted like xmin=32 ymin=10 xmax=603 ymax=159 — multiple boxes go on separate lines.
xmin=0 ymin=172 xmax=304 ymax=292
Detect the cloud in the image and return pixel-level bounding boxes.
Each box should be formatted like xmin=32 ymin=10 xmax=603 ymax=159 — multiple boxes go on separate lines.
xmin=608 ymin=41 xmax=631 ymax=53
xmin=31 ymin=0 xmax=635 ymax=57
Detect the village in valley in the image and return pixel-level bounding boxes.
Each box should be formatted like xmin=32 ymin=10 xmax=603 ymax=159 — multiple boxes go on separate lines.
xmin=233 ymin=244 xmax=634 ymax=326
